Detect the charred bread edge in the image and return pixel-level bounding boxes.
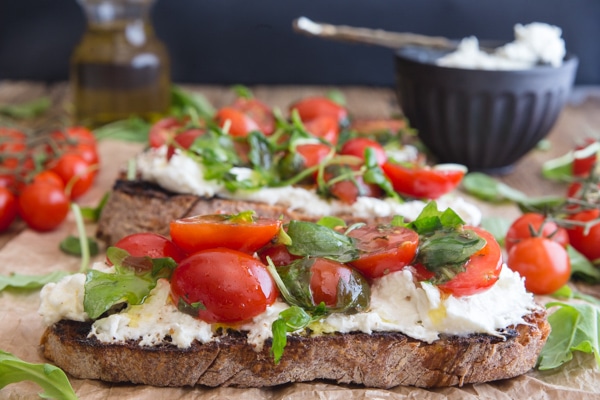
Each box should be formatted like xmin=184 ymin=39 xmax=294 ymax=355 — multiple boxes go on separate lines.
xmin=40 ymin=308 xmax=549 ymax=389
xmin=96 ymin=179 xmax=363 ymax=246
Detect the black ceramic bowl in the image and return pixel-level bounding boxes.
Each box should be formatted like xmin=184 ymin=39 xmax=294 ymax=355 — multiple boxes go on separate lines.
xmin=394 ymin=46 xmax=579 ymax=173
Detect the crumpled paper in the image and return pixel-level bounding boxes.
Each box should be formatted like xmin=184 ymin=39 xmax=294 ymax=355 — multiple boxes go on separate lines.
xmin=1 ymin=140 xmax=599 ymax=399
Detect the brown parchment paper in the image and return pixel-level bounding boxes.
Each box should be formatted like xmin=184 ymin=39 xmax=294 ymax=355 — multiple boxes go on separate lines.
xmin=1 ymin=140 xmax=599 ymax=400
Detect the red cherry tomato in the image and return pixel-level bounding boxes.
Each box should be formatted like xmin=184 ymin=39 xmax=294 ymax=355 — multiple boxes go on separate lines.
xmin=166 ymin=128 xmax=205 ymax=160
xmin=170 ymin=213 xmax=282 ymax=254
xmin=505 ymin=213 xmax=569 ymax=253
xmin=170 ymin=248 xmax=278 ymax=323
xmin=348 ymin=225 xmax=419 ymax=279
xmin=215 ymin=107 xmax=260 ymax=137
xmin=572 ymin=138 xmax=598 ymax=177
xmin=0 ymin=187 xmax=18 ymax=232
xmin=507 ymin=237 xmax=571 ymax=295
xmin=257 ymin=243 xmax=300 ymax=267
xmin=290 ymin=96 xmax=348 ymax=123
xmin=565 ymin=209 xmax=600 ymax=262
xmin=296 ymin=143 xmax=332 ymax=169
xmin=325 ymin=165 xmax=382 ymax=204
xmin=18 ymin=181 xmax=69 ymax=231
xmin=231 ymin=97 xmax=275 ymax=136
xmin=0 ymin=128 xmax=27 ymax=170
xmin=340 ymin=137 xmax=387 ymax=165
xmin=110 ymin=232 xmax=188 ymax=265
xmin=50 ymin=126 xmax=96 ymax=145
xmin=309 ymin=258 xmax=354 ymax=307
xmin=303 ymin=115 xmax=340 ymax=145
xmin=148 ymin=116 xmax=185 ymax=148
xmin=381 ymin=162 xmax=466 ymax=199
xmin=414 ymin=227 xmax=503 ymax=297
xmin=49 ymin=153 xmax=94 ymax=199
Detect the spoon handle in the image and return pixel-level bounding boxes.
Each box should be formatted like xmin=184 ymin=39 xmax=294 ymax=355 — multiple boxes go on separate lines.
xmin=293 ymin=17 xmax=455 ymax=50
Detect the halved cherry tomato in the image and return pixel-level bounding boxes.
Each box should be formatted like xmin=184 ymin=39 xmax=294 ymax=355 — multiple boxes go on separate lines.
xmin=170 ymin=213 xmax=282 ymax=254
xmin=381 ymin=162 xmax=466 ymax=199
xmin=289 ymin=96 xmax=348 ymax=123
xmin=149 ymin=116 xmax=186 ymax=148
xmin=296 ymin=143 xmax=332 ymax=169
xmin=166 ymin=128 xmax=205 ymax=160
xmin=414 ymin=227 xmax=502 ymax=297
xmin=215 ymin=107 xmax=260 ymax=137
xmin=309 ymin=258 xmax=354 ymax=307
xmin=49 ymin=153 xmax=94 ymax=199
xmin=18 ymin=181 xmax=69 ymax=231
xmin=340 ymin=137 xmax=387 ymax=165
xmin=257 ymin=243 xmax=300 ymax=267
xmin=507 ymin=237 xmax=571 ymax=295
xmin=325 ymin=165 xmax=382 ymax=204
xmin=348 ymin=225 xmax=419 ymax=279
xmin=505 ymin=213 xmax=569 ymax=253
xmin=0 ymin=187 xmax=18 ymax=232
xmin=303 ymin=115 xmax=340 ymax=145
xmin=170 ymin=248 xmax=278 ymax=323
xmin=565 ymin=208 xmax=600 ymax=262
xmin=110 ymin=232 xmax=188 ymax=265
xmin=231 ymin=97 xmax=275 ymax=136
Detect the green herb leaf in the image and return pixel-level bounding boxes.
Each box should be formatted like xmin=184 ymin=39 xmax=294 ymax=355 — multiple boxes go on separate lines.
xmin=316 ymin=216 xmax=347 ymax=230
xmin=480 ymin=216 xmax=512 ymax=247
xmin=59 ymin=236 xmax=99 ymax=257
xmin=462 ymin=172 xmax=528 ymax=203
xmin=408 ymin=201 xmax=464 ymax=235
xmin=170 ymin=85 xmax=215 ymax=118
xmin=0 ymin=350 xmax=78 ymax=400
xmin=362 ymin=148 xmax=400 ymax=200
xmin=286 ymin=220 xmax=359 ymax=263
xmin=79 ymin=192 xmax=109 ymax=222
xmin=93 ymin=117 xmax=151 ymax=142
xmin=537 ymin=302 xmax=600 ymax=370
xmin=271 ymin=306 xmax=312 ymax=363
xmin=568 ymin=245 xmax=600 ymax=283
xmin=0 ymin=97 xmax=50 ymax=119
xmin=0 ymin=271 xmax=71 ymax=292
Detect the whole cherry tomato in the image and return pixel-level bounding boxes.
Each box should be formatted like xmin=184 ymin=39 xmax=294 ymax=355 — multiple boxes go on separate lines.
xmin=170 ymin=248 xmax=278 ymax=323
xmin=18 ymin=181 xmax=69 ymax=231
xmin=507 ymin=237 xmax=571 ymax=295
xmin=289 ymin=96 xmax=348 ymax=123
xmin=414 ymin=227 xmax=503 ymax=297
xmin=505 ymin=213 xmax=569 ymax=253
xmin=110 ymin=232 xmax=188 ymax=265
xmin=348 ymin=225 xmax=419 ymax=279
xmin=381 ymin=162 xmax=466 ymax=199
xmin=340 ymin=137 xmax=387 ymax=165
xmin=0 ymin=128 xmax=27 ymax=171
xmin=49 ymin=153 xmax=94 ymax=199
xmin=565 ymin=208 xmax=600 ymax=262
xmin=170 ymin=212 xmax=282 ymax=254
xmin=0 ymin=187 xmax=18 ymax=232
xmin=215 ymin=107 xmax=260 ymax=137
xmin=303 ymin=115 xmax=340 ymax=145
xmin=32 ymin=170 xmax=65 ymax=189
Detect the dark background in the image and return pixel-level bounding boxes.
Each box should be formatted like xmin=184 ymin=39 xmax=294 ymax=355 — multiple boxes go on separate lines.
xmin=0 ymin=0 xmax=598 ymax=86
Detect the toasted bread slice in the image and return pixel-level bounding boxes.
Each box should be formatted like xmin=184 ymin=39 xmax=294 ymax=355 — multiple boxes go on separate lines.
xmin=40 ymin=308 xmax=549 ymax=389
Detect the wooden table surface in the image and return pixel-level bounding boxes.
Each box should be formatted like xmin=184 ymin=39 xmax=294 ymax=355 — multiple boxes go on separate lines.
xmin=1 ymin=80 xmax=600 ymax=399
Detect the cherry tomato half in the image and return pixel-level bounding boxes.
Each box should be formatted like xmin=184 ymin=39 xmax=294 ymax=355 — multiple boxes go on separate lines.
xmin=170 ymin=248 xmax=278 ymax=323
xmin=303 ymin=115 xmax=340 ymax=145
xmin=149 ymin=116 xmax=185 ymax=148
xmin=170 ymin=213 xmax=282 ymax=254
xmin=381 ymin=162 xmax=466 ymax=199
xmin=505 ymin=213 xmax=569 ymax=253
xmin=18 ymin=181 xmax=69 ymax=232
xmin=414 ymin=227 xmax=503 ymax=297
xmin=257 ymin=243 xmax=300 ymax=267
xmin=309 ymin=258 xmax=354 ymax=307
xmin=340 ymin=137 xmax=387 ymax=165
xmin=110 ymin=232 xmax=188 ymax=265
xmin=215 ymin=107 xmax=260 ymax=137
xmin=166 ymin=128 xmax=205 ymax=160
xmin=296 ymin=143 xmax=332 ymax=169
xmin=566 ymin=209 xmax=600 ymax=262
xmin=0 ymin=187 xmax=18 ymax=232
xmin=348 ymin=225 xmax=419 ymax=279
xmin=507 ymin=237 xmax=571 ymax=295
xmin=290 ymin=96 xmax=348 ymax=123
xmin=231 ymin=97 xmax=275 ymax=136
xmin=325 ymin=165 xmax=382 ymax=204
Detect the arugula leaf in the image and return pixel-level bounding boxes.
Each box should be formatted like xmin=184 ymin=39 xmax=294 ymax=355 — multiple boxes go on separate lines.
xmin=0 ymin=271 xmax=71 ymax=292
xmin=59 ymin=236 xmax=99 ymax=257
xmin=79 ymin=192 xmax=109 ymax=222
xmin=271 ymin=306 xmax=313 ymax=363
xmin=0 ymin=97 xmax=50 ymax=119
xmin=0 ymin=350 xmax=78 ymax=400
xmin=286 ymin=220 xmax=359 ymax=263
xmin=170 ymin=85 xmax=215 ymax=118
xmin=537 ymin=301 xmax=600 ymax=370
xmin=92 ymin=117 xmax=151 ymax=142
xmin=83 ymin=248 xmax=177 ymax=319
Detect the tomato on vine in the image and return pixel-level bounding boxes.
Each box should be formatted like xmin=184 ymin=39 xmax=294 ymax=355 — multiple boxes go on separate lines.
xmin=565 ymin=209 xmax=600 ymax=263
xmin=17 ymin=180 xmax=70 ymax=232
xmin=0 ymin=187 xmax=18 ymax=232
xmin=505 ymin=213 xmax=569 ymax=253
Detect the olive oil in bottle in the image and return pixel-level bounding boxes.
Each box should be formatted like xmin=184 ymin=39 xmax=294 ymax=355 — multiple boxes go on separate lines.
xmin=71 ymin=0 xmax=171 ymax=127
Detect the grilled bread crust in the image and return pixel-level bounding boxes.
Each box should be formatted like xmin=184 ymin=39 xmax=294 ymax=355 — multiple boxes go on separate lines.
xmin=40 ymin=308 xmax=549 ymax=389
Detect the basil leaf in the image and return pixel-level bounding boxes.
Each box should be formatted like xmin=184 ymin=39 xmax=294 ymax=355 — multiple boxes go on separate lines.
xmin=59 ymin=235 xmax=99 ymax=257
xmin=286 ymin=220 xmax=359 ymax=263
xmin=568 ymin=245 xmax=600 ymax=283
xmin=0 ymin=97 xmax=50 ymax=119
xmin=247 ymin=131 xmax=275 ymax=172
xmin=271 ymin=306 xmax=312 ymax=364
xmin=480 ymin=216 xmax=512 ymax=247
xmin=0 ymin=350 xmax=78 ymax=400
xmin=417 ymin=228 xmax=486 ymax=285
xmin=537 ymin=302 xmax=600 ymax=370
xmin=93 ymin=117 xmax=151 ymax=142
xmin=176 ymin=297 xmax=206 ymax=318
xmin=363 ymin=148 xmax=400 ymax=200
xmin=409 ymin=201 xmax=464 ymax=235
xmin=79 ymin=192 xmax=109 ymax=222
xmin=0 ymin=271 xmax=71 ymax=292
xmin=316 ymin=216 xmax=347 ymax=230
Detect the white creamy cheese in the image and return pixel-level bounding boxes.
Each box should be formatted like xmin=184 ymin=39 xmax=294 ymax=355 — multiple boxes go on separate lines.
xmin=39 ymin=263 xmax=536 ymax=348
xmin=134 ymin=145 xmax=481 ymax=226
xmin=437 ymin=22 xmax=566 ymax=70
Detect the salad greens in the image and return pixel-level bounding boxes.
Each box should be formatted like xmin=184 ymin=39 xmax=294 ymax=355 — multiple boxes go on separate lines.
xmin=0 ymin=350 xmax=78 ymax=400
